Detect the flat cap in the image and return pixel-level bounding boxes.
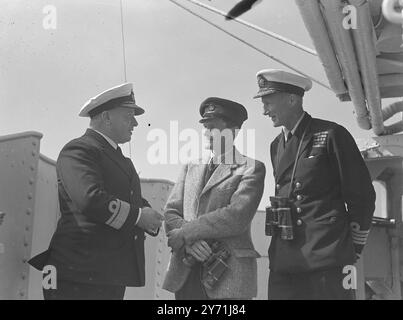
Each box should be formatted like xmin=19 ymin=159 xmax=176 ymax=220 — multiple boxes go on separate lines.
xmin=79 ymin=83 xmax=145 ymax=118
xmin=253 ymin=69 xmax=312 ymax=99
xmin=199 ymin=97 xmax=248 ymax=127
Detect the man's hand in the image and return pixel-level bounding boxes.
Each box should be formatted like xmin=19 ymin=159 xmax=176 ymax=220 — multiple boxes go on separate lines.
xmin=185 ymin=240 xmax=212 ymax=262
xmin=167 ymin=228 xmax=185 ymax=251
xmin=137 ymin=207 xmax=164 ymax=233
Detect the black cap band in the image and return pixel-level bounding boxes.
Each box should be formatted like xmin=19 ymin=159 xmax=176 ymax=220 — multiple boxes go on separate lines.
xmin=265 ymin=81 xmax=305 ymax=97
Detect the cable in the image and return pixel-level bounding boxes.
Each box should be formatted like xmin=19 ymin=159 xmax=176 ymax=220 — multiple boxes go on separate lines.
xmin=167 ymin=0 xmax=332 ymax=90
xmin=119 ymin=0 xmax=132 ymax=158
xmin=183 ymin=0 xmax=318 ymax=56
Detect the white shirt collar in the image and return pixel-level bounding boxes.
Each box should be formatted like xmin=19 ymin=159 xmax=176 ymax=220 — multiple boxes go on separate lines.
xmin=283 ymin=111 xmax=306 ymax=141
xmin=90 ymin=128 xmax=118 ymax=150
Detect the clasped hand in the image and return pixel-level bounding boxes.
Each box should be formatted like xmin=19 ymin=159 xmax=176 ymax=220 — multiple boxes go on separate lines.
xmin=185 ymin=240 xmax=212 ymax=262
xmin=137 ymin=207 xmax=164 ymax=233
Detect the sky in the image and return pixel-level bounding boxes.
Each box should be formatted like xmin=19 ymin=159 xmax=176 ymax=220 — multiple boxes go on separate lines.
xmin=0 ymin=0 xmax=393 ymax=208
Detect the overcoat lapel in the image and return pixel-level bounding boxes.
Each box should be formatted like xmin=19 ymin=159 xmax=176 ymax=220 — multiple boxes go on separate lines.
xmin=189 ymin=161 xmax=209 ymax=200
xmin=275 ymin=113 xmax=313 ymax=182
xmin=200 ymin=149 xmax=246 ymax=196
xmin=201 ymin=164 xmax=232 ymax=196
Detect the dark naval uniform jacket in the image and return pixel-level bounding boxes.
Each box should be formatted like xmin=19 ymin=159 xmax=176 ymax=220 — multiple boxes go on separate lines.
xmin=269 ymin=113 xmax=375 ymax=274
xmin=30 ymin=129 xmax=149 ymax=286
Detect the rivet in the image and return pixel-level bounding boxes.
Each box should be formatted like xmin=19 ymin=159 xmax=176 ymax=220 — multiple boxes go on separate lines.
xmin=26 ymin=209 xmax=32 ymax=215
xmin=22 ymin=259 xmax=27 ymax=263
xmin=27 ymin=193 xmax=33 ymax=200
xmin=30 ymin=165 xmax=35 ymax=171
xmin=32 ymin=141 xmax=37 ymax=146
xmin=21 ymin=273 xmax=26 ymax=280
xmin=29 ymin=178 xmax=35 ymax=185
xmin=25 ymin=226 xmax=30 ymax=231
xmin=23 ymin=242 xmax=29 ymax=247
xmin=19 ymin=291 xmax=25 ymax=297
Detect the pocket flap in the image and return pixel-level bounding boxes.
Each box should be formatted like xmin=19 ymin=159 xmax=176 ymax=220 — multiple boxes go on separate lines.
xmin=232 ymin=248 xmax=261 ymax=258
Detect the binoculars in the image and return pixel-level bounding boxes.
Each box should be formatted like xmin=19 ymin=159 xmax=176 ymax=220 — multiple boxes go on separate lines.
xmin=182 ymin=241 xmax=231 ymax=289
xmin=265 ymin=196 xmax=294 ymax=240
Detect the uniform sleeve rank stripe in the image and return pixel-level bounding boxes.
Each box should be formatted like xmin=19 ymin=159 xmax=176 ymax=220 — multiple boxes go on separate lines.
xmin=106 ymin=200 xmax=130 ymax=229
xmin=351 ymin=230 xmax=370 ymax=235
xmin=352 ymin=234 xmax=368 ymax=241
xmin=352 ymin=232 xmax=369 ymax=239
xmin=106 ymin=199 xmax=121 ymax=225
xmin=352 ymin=233 xmax=368 ymax=245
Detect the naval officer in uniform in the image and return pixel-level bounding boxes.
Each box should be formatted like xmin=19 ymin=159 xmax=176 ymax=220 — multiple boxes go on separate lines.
xmin=163 ymin=97 xmax=265 ymax=300
xmin=29 ymin=83 xmax=164 ymax=299
xmin=254 ymin=69 xmax=376 ymax=300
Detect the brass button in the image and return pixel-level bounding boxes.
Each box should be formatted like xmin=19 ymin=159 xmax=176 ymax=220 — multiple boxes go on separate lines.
xmin=297 ymin=219 xmax=302 ymax=226
xmin=276 ymin=184 xmax=280 ymax=189
xmin=134 ymin=235 xmax=138 ymax=240
xmin=296 ymin=195 xmax=302 ymax=201
xmin=297 ymin=207 xmax=302 ymax=214
xmin=295 ymin=182 xmax=301 ymax=189
xmin=130 ymin=191 xmax=134 ymax=196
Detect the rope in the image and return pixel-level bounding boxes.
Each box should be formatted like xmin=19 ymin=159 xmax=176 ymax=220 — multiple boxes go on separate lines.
xmin=119 ymin=0 xmax=132 ymax=158
xmin=167 ymin=0 xmax=332 ymax=90
xmin=183 ymin=0 xmax=318 ymax=56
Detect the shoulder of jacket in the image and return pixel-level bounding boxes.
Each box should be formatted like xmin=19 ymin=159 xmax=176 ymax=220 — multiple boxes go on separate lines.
xmin=60 ymin=135 xmax=101 ymax=155
xmin=310 ymin=117 xmax=339 ymax=130
xmin=310 ymin=118 xmax=345 ymax=139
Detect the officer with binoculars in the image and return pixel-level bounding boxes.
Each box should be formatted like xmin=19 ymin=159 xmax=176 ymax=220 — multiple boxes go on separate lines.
xmin=254 ymin=69 xmax=376 ymax=300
